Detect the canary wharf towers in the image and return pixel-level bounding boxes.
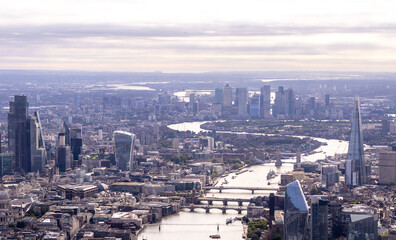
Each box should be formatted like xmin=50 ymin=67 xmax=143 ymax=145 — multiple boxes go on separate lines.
xmin=346 ymin=98 xmax=368 ymax=186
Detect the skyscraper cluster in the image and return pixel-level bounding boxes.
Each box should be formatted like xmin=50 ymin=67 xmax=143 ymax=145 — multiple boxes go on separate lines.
xmin=8 ymin=95 xmax=46 ymax=173
xmin=56 ymin=122 xmax=83 ymax=172
xmin=213 ymin=83 xmax=272 ymax=119
xmin=272 ymin=86 xmax=296 ymax=119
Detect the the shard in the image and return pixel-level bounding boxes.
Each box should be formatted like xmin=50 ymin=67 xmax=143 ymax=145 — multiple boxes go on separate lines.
xmin=345 ymin=98 xmax=367 ymax=186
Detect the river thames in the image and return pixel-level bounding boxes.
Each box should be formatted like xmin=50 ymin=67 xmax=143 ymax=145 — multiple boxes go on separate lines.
xmin=138 ymin=121 xmax=349 ymax=240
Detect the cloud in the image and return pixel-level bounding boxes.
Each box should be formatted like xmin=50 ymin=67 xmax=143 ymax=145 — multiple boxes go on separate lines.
xmin=1 ymin=22 xmax=396 ymax=72
xmin=1 ymin=23 xmax=396 ymax=40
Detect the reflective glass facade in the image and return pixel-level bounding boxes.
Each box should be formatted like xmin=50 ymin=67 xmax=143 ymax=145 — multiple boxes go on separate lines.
xmin=346 ymin=98 xmax=367 ymax=186
xmin=114 ymin=131 xmax=135 ymax=172
xmin=284 ymin=180 xmax=308 ymax=240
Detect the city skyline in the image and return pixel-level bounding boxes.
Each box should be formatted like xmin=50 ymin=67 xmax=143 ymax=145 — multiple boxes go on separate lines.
xmin=2 ymin=0 xmax=396 ymax=72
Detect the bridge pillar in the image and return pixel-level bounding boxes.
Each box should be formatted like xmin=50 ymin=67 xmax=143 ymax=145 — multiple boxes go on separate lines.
xmin=190 ymin=207 xmax=194 ymax=212
xmin=206 ymin=207 xmax=210 ymax=213
xmin=208 ymin=200 xmax=213 ymax=205
xmin=219 ymin=189 xmax=222 ymax=193
xmin=238 ymin=208 xmax=242 ymax=214
xmin=238 ymin=201 xmax=243 ymax=206
xmin=223 ymin=200 xmax=228 ymax=206
xmin=222 ymin=208 xmax=226 ymax=214
xmin=251 ymin=190 xmax=254 ymax=194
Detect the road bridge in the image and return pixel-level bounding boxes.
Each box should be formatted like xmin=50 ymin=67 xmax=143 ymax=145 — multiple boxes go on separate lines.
xmin=196 ymin=197 xmax=251 ymax=206
xmin=203 ymin=186 xmax=277 ymax=194
xmin=181 ymin=204 xmax=247 ymax=214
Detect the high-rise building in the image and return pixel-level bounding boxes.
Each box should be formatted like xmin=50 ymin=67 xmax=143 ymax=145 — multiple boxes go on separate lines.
xmin=378 ymin=150 xmax=396 ymax=185
xmin=321 ymin=165 xmax=340 ymax=188
xmin=236 ymin=87 xmax=248 ymax=117
xmin=347 ymin=214 xmax=378 ymax=240
xmin=61 ymin=122 xmax=71 ymax=145
xmin=286 ymin=89 xmax=296 ymax=116
xmin=56 ymin=132 xmax=72 ymax=172
xmin=30 ymin=111 xmax=47 ymax=172
xmin=223 ymin=83 xmax=232 ymax=107
xmin=284 ymin=180 xmax=309 ymax=240
xmin=310 ymin=198 xmax=329 ymax=240
xmin=8 ymin=95 xmax=46 ymax=173
xmin=0 ymin=153 xmax=13 ymax=178
xmin=189 ymin=93 xmax=195 ymax=110
xmin=345 ymin=98 xmax=368 ymax=186
xmin=273 ymin=86 xmax=286 ymax=118
xmin=325 ymin=94 xmax=330 ymax=108
xmin=250 ymin=94 xmax=260 ymax=118
xmin=114 ymin=131 xmax=136 ymax=172
xmin=260 ymin=85 xmax=271 ymax=118
xmin=70 ymin=126 xmax=83 ymax=167
xmin=214 ymin=88 xmax=223 ymax=104
xmin=308 ymin=97 xmax=316 ymax=117
xmin=8 ymin=95 xmax=30 ymax=172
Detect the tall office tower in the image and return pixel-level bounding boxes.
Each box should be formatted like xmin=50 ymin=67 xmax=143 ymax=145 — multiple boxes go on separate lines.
xmin=321 ymin=165 xmax=340 ymax=188
xmin=214 ymin=88 xmax=223 ymax=104
xmin=223 ymin=83 xmax=232 ymax=107
xmin=284 ymin=88 xmax=296 ymax=117
xmin=250 ymin=94 xmax=260 ymax=118
xmin=310 ymin=199 xmax=329 ymax=240
xmin=346 ymin=98 xmax=368 ymax=186
xmin=273 ymin=86 xmax=286 ymax=118
xmin=0 ymin=153 xmax=13 ymax=178
xmin=8 ymin=95 xmax=30 ymax=173
xmin=56 ymin=133 xmax=72 ymax=172
xmin=325 ymin=94 xmax=330 ymax=108
xmin=70 ymin=126 xmax=83 ymax=167
xmin=328 ymin=202 xmax=343 ymax=239
xmin=308 ymin=97 xmax=316 ymax=117
xmin=378 ymin=150 xmax=396 ymax=185
xmin=114 ymin=131 xmax=136 ymax=172
xmin=236 ymin=87 xmax=248 ymax=117
xmin=189 ymin=93 xmax=195 ymax=110
xmin=61 ymin=122 xmax=71 ymax=145
xmin=284 ymin=180 xmax=308 ymax=240
xmin=30 ymin=111 xmax=47 ymax=172
xmin=260 ymin=85 xmax=271 ymax=118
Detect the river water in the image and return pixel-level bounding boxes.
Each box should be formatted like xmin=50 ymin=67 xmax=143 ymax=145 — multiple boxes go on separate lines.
xmin=138 ymin=121 xmax=349 ymax=240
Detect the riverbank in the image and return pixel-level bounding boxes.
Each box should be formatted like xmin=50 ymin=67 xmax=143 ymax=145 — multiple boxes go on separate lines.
xmin=138 ymin=121 xmax=349 ymax=239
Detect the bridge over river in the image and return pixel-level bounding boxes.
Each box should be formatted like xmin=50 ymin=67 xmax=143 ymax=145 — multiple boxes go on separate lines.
xmin=182 ymin=204 xmax=248 ymax=214
xmin=203 ymin=186 xmax=277 ymax=194
xmin=196 ymin=197 xmax=251 ymax=206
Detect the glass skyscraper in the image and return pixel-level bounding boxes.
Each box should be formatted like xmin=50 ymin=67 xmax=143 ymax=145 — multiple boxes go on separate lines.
xmin=250 ymin=94 xmax=260 ymax=118
xmin=310 ymin=198 xmax=329 ymax=240
xmin=260 ymin=85 xmax=271 ymax=118
xmin=348 ymin=214 xmax=378 ymax=240
xmin=284 ymin=180 xmax=308 ymax=240
xmin=222 ymin=83 xmax=232 ymax=107
xmin=346 ymin=98 xmax=367 ymax=186
xmin=236 ymin=87 xmax=248 ymax=117
xmin=8 ymin=95 xmax=46 ymax=173
xmin=114 ymin=131 xmax=136 ymax=172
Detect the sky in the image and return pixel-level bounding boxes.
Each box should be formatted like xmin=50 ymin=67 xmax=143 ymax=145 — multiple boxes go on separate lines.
xmin=1 ymin=0 xmax=396 ymax=72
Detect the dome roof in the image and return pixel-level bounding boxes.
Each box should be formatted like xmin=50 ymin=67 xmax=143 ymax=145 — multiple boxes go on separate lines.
xmin=0 ymin=191 xmax=9 ymax=200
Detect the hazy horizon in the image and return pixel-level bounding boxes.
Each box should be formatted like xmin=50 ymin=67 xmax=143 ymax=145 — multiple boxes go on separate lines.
xmin=2 ymin=0 xmax=396 ymax=72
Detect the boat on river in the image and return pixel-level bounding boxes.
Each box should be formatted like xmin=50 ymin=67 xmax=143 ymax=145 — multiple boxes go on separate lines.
xmin=210 ymin=234 xmax=221 ymax=238
xmin=267 ymin=169 xmax=276 ymax=180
